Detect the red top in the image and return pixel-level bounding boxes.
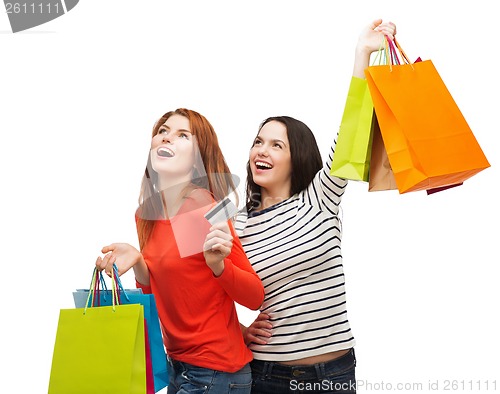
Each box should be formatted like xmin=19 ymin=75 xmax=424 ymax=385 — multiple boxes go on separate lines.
xmin=136 ymin=189 xmax=264 ymax=372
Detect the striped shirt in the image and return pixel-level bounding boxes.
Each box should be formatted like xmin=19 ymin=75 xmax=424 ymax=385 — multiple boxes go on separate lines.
xmin=234 ymin=144 xmax=355 ymax=361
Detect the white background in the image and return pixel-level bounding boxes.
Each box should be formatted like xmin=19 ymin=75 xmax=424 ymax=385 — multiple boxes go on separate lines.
xmin=1 ymin=1 xmax=498 ymax=393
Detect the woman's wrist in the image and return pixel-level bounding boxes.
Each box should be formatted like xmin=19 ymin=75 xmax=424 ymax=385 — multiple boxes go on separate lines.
xmin=133 ymin=252 xmax=150 ymax=285
xmin=352 ymin=47 xmax=371 ymax=78
xmin=211 ymin=260 xmax=225 ymax=277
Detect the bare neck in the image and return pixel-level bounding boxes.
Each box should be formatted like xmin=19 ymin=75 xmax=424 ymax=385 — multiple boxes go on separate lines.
xmin=258 ymin=186 xmax=291 ymax=211
xmin=159 ymin=182 xmax=195 ymax=219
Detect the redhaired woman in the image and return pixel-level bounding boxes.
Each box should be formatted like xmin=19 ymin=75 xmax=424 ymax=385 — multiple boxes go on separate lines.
xmin=96 ymin=108 xmax=264 ymax=393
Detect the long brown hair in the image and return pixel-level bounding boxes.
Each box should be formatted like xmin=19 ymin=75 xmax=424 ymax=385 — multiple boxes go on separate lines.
xmin=136 ymin=108 xmax=237 ymax=250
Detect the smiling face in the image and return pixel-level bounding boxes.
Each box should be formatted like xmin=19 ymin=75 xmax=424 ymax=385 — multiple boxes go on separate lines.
xmin=150 ymin=114 xmax=196 ymax=189
xmin=249 ymin=120 xmax=292 ymax=199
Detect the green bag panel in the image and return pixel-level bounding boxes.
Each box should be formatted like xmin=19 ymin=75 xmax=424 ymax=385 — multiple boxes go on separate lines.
xmin=48 ymin=304 xmax=146 ymax=394
xmin=331 ymin=76 xmax=375 ymax=182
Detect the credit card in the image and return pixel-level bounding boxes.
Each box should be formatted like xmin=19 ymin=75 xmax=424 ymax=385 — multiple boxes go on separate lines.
xmin=204 ymin=197 xmax=238 ymax=225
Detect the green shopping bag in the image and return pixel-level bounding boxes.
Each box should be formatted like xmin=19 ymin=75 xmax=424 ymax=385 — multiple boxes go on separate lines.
xmin=73 ymin=266 xmax=169 ymax=393
xmin=48 ymin=268 xmax=147 ymax=394
xmin=331 ymin=38 xmax=399 ymax=182
xmin=330 ymin=76 xmax=375 ymax=181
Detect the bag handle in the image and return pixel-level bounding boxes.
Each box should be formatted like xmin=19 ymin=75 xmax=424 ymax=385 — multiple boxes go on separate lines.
xmin=386 ymin=37 xmax=414 ymax=71
xmin=112 ymin=264 xmax=132 ymax=303
xmin=386 ymin=39 xmax=400 ymax=65
xmin=371 ymin=35 xmax=404 ymax=69
xmin=84 ymin=265 xmax=122 ymax=313
xmin=84 ymin=266 xmax=108 ymax=306
xmin=371 ymin=36 xmax=389 ymax=66
xmin=393 ymin=37 xmax=412 ymax=65
xmin=83 ymin=264 xmax=133 ymax=309
xmin=84 ymin=268 xmax=101 ymax=313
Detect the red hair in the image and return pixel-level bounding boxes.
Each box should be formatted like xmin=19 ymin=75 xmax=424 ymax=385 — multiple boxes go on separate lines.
xmin=136 ymin=108 xmax=237 ymax=250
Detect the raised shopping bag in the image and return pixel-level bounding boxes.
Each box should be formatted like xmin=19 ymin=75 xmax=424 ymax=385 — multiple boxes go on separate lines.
xmin=330 ymin=76 xmax=376 ymax=181
xmin=365 ymin=37 xmax=490 ymax=193
xmin=331 ymin=41 xmax=392 ymax=181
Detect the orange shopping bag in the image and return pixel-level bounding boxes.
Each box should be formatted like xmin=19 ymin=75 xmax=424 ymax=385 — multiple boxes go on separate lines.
xmin=365 ymin=38 xmax=490 ymax=193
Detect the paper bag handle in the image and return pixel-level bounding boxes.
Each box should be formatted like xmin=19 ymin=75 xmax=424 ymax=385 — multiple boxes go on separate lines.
xmin=84 ymin=265 xmax=122 ymax=313
xmin=372 ymin=36 xmax=405 ymax=68
xmin=393 ymin=37 xmax=412 ymax=65
xmin=372 ymin=36 xmax=389 ymax=66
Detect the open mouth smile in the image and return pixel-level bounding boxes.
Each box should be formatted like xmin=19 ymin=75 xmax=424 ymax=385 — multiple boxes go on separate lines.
xmin=255 ymin=161 xmax=273 ymax=170
xmin=157 ymin=147 xmax=174 ymax=158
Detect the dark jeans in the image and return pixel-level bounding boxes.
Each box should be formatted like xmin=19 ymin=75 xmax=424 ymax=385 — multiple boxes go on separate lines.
xmin=250 ymin=348 xmax=356 ymax=394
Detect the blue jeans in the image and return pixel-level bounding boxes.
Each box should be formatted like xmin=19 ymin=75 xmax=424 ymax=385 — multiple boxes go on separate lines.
xmin=167 ymin=357 xmax=252 ymax=394
xmin=250 ymin=348 xmax=356 ymax=394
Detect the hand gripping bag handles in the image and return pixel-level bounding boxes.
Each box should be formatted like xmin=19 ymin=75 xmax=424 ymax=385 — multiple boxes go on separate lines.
xmin=365 ymin=37 xmax=490 ymax=193
xmin=48 ymin=267 xmax=148 ymax=394
xmin=72 ymin=266 xmax=168 ymax=392
xmin=330 ymin=39 xmax=390 ymax=181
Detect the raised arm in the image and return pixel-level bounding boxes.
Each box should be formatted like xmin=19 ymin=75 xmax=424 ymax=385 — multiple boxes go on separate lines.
xmin=353 ymin=19 xmax=396 ymax=78
xmin=307 ymin=19 xmax=397 ymax=214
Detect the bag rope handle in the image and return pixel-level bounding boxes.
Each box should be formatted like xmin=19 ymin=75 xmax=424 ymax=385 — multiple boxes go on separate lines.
xmin=393 ymin=37 xmax=412 ymax=65
xmin=83 ymin=265 xmax=122 ymax=314
xmin=113 ymin=264 xmax=132 ymax=302
xmin=390 ymin=37 xmax=414 ymax=71
xmin=370 ymin=36 xmax=414 ymax=71
xmin=84 ymin=268 xmax=98 ymax=314
xmin=371 ymin=36 xmax=388 ymax=66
